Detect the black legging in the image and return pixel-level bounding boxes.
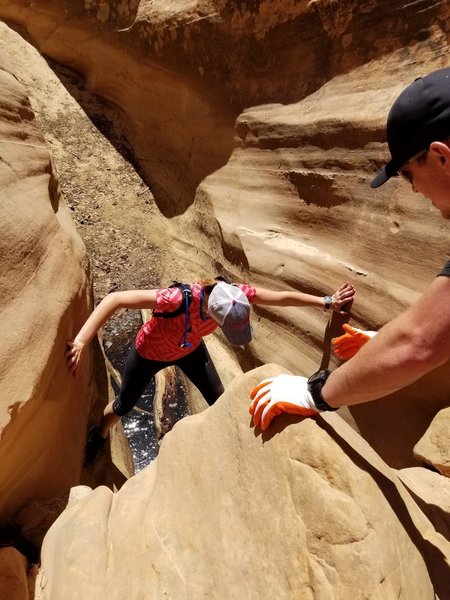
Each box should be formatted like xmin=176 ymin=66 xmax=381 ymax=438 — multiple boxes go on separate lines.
xmin=112 ymin=341 xmax=224 ymax=416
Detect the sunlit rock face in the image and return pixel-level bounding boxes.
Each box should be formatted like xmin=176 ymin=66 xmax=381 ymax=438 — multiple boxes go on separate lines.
xmin=0 ymin=2 xmax=449 ymax=596
xmin=38 ymin=366 xmax=443 ymax=600
xmin=414 ymin=408 xmax=450 ymax=477
xmin=0 ymin=51 xmax=99 ymax=523
xmin=1 ymin=0 xmax=449 ymax=471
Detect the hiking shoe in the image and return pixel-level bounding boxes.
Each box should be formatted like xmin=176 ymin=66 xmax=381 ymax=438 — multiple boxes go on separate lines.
xmin=85 ymin=427 xmax=106 ymax=465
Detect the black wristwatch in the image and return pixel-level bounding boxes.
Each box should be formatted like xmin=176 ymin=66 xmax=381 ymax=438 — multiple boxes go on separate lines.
xmin=307 ymin=369 xmax=338 ymax=411
xmin=323 ymin=295 xmax=333 ymax=310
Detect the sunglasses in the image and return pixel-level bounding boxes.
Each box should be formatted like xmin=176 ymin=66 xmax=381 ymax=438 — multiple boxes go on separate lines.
xmin=397 ymin=148 xmax=428 ymax=183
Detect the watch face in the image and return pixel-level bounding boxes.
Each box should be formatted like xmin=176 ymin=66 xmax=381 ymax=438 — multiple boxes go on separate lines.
xmin=323 ymin=295 xmax=333 ymax=308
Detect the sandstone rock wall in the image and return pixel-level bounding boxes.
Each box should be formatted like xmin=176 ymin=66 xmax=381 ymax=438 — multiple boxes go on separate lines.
xmin=37 ymin=366 xmax=449 ymax=599
xmin=0 ymin=546 xmax=35 ymax=600
xmin=0 ymin=49 xmax=102 ymax=533
xmin=16 ymin=0 xmax=446 ymax=107
xmin=1 ymin=0 xmax=448 ymax=470
xmin=0 ymin=2 xmax=450 ymax=597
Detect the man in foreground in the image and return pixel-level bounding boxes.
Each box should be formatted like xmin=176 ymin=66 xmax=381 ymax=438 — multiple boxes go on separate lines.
xmin=250 ymin=67 xmax=450 ymax=430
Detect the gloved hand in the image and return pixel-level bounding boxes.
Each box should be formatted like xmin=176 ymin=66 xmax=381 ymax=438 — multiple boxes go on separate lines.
xmin=249 ymin=374 xmax=319 ymax=431
xmin=332 ymin=324 xmax=377 ymax=360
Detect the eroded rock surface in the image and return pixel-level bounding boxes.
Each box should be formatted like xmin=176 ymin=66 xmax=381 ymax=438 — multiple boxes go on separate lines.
xmin=0 ymin=547 xmax=32 ymax=600
xmin=398 ymin=467 xmax=450 ymax=542
xmin=37 ymin=366 xmax=448 ymax=599
xmin=414 ymin=407 xmax=450 ymax=477
xmin=0 ymin=46 xmax=110 ymax=598
xmin=1 ymin=2 xmax=450 ymax=598
xmin=1 ymin=1 xmax=449 ymax=474
xmin=0 ymin=51 xmax=95 ymax=523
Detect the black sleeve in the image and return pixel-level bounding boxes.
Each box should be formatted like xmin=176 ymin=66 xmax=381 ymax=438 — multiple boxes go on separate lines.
xmin=437 ymin=260 xmax=450 ymax=277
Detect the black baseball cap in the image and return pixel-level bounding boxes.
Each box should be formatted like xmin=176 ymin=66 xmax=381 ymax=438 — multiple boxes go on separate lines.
xmin=371 ymin=67 xmax=450 ymax=188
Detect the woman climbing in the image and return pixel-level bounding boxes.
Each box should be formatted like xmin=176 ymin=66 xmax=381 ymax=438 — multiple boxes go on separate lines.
xmin=66 ymin=277 xmax=355 ymax=463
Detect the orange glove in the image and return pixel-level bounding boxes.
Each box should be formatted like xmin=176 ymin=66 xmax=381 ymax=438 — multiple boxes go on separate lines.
xmin=249 ymin=374 xmax=319 ymax=431
xmin=332 ymin=324 xmax=377 ymax=360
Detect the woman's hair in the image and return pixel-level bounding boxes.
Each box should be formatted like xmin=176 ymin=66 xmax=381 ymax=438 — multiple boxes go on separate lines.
xmin=200 ymin=275 xmax=231 ymax=295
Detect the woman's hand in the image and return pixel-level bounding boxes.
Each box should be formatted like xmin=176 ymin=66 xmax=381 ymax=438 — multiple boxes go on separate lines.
xmin=331 ymin=282 xmax=356 ymax=315
xmin=63 ymin=290 xmax=158 ymax=378
xmin=65 ymin=337 xmax=86 ymax=376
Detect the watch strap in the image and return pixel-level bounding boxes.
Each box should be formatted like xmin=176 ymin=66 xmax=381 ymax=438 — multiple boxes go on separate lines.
xmin=307 ymin=369 xmax=338 ymax=411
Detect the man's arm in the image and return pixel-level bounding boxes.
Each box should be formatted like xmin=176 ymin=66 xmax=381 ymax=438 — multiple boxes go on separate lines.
xmin=249 ymin=275 xmax=450 ymax=430
xmin=323 ymin=275 xmax=450 ymax=407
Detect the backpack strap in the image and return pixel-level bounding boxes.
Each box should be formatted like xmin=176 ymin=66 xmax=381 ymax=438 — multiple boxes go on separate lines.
xmin=152 ymin=282 xmax=192 ymax=319
xmin=152 ymin=282 xmax=193 ymax=349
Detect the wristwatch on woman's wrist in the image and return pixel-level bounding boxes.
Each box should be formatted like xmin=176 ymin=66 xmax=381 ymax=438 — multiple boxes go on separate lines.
xmin=307 ymin=369 xmax=338 ymax=411
xmin=323 ymin=295 xmax=333 ymax=310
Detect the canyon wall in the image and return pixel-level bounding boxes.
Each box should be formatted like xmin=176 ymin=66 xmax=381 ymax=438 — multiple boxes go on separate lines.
xmin=0 ymin=1 xmax=450 ymax=598
xmin=2 ymin=0 xmax=447 ymax=469
xmin=0 ymin=48 xmax=108 ymax=597
xmin=0 ymin=51 xmax=92 ymax=522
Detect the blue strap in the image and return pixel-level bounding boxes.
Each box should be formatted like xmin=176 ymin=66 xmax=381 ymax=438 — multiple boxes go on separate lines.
xmin=179 ymin=289 xmax=192 ymax=349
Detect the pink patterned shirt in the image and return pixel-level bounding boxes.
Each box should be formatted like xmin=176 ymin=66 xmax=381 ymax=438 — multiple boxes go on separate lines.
xmin=135 ymin=283 xmax=256 ymax=361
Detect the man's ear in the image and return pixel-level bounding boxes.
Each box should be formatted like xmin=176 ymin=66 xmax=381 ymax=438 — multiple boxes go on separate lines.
xmin=429 ymin=140 xmax=450 ymax=164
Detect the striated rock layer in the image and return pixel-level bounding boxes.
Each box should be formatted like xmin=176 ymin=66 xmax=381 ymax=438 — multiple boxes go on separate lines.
xmin=0 ymin=2 xmax=449 ymax=597
xmin=0 ymin=51 xmax=97 ymax=523
xmin=0 ymin=1 xmax=449 ymax=473
xmin=0 ymin=46 xmax=120 ymax=598
xmin=37 ymin=366 xmax=448 ymax=599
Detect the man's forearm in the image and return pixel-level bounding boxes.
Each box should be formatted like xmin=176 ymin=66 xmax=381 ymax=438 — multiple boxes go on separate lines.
xmin=322 ymin=284 xmax=450 ymax=408
xmin=322 ymin=332 xmax=429 ymax=408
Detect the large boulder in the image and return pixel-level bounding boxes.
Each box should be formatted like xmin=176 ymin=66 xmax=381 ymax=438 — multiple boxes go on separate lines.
xmin=397 ymin=467 xmax=450 ymax=542
xmin=37 ymin=365 xmax=448 ymax=599
xmin=414 ymin=408 xmax=450 ymax=476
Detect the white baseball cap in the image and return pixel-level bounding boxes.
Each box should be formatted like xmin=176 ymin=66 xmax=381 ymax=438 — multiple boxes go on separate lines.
xmin=208 ymin=282 xmax=252 ymax=346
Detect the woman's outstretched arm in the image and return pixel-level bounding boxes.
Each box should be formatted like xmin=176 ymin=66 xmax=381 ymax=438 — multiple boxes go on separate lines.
xmin=66 ymin=289 xmax=158 ymax=375
xmin=252 ymin=282 xmax=355 ymax=314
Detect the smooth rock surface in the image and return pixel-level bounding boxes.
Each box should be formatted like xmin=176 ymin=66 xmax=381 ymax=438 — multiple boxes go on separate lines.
xmin=37 ymin=365 xmax=445 ymax=600
xmin=0 ymin=547 xmax=30 ymax=600
xmin=0 ymin=51 xmax=97 ymax=522
xmin=0 ymin=3 xmax=449 ymax=598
